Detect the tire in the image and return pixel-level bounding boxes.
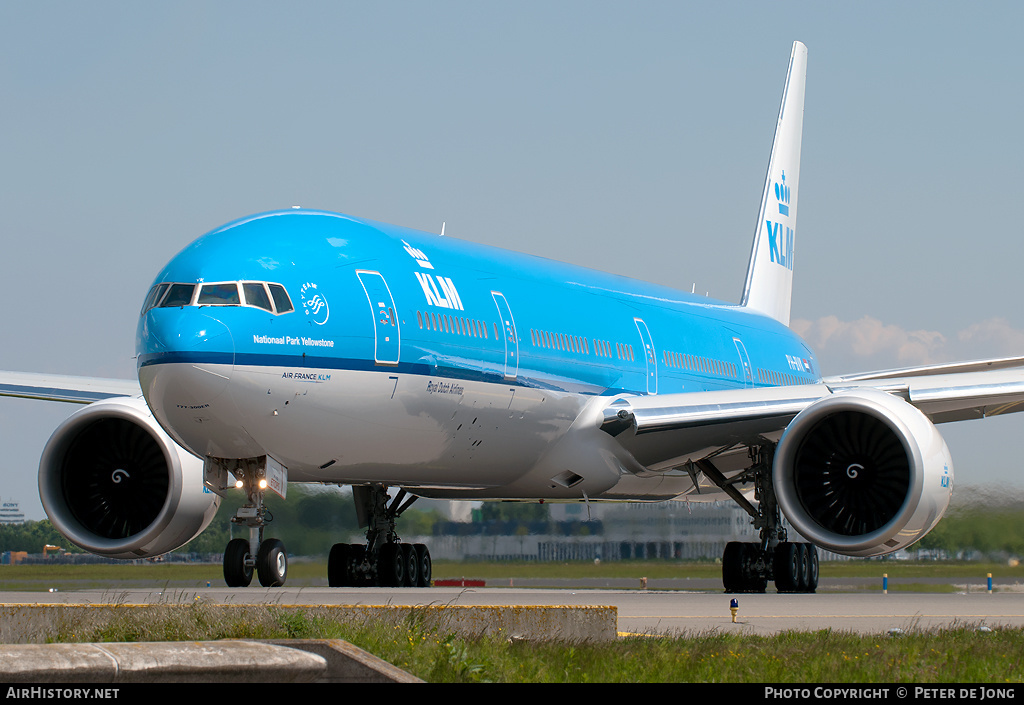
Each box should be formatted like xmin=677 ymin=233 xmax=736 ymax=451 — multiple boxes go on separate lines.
xmin=804 ymin=543 xmax=819 ymax=593
xmin=773 ymin=542 xmax=799 ymax=593
xmin=257 ymin=538 xmax=288 ymax=587
xmin=328 ymin=543 xmax=351 ymax=587
xmin=723 ymin=541 xmax=745 ymax=593
xmin=401 ymin=544 xmax=418 ymax=587
xmin=224 ymin=538 xmax=253 ymax=588
xmin=724 ymin=542 xmax=766 ymax=593
xmin=795 ymin=543 xmax=811 ymax=592
xmin=378 ymin=543 xmax=405 ymax=587
xmin=414 ymin=544 xmax=432 ymax=587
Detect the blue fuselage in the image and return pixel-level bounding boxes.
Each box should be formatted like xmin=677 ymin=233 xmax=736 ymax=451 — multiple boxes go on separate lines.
xmin=134 ymin=209 xmax=820 ymax=499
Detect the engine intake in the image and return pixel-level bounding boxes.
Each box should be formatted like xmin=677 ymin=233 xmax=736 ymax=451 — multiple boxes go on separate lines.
xmin=774 ymin=389 xmax=953 ymax=557
xmin=39 ymin=396 xmax=220 ymax=558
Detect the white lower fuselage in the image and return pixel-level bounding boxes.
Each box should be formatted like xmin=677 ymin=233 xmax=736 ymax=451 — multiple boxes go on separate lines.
xmin=140 ymin=360 xmax=718 ymax=502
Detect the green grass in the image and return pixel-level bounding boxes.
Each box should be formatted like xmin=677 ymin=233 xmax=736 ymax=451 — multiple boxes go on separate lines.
xmin=33 ymin=600 xmax=1024 ymax=683
xmin=0 ymin=561 xmax=327 ymax=591
xmin=353 ymin=624 xmax=1024 ymax=683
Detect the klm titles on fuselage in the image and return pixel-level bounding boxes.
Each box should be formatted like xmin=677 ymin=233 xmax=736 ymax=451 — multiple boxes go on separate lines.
xmin=281 ymin=371 xmax=332 ymax=382
xmin=403 ymin=239 xmax=465 ymax=311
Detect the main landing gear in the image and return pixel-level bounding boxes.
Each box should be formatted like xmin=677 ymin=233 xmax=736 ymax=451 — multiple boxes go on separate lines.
xmin=699 ymin=447 xmax=819 ymax=594
xmin=328 ymin=484 xmax=433 ymax=587
xmin=222 ymin=459 xmax=287 ymax=588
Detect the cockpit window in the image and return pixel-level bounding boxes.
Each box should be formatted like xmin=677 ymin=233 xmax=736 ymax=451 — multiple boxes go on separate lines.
xmin=198 ymin=282 xmax=241 ymax=306
xmin=143 ymin=281 xmax=294 ymax=315
xmin=268 ymin=284 xmax=294 ymax=314
xmin=160 ymin=283 xmax=196 ymax=308
xmin=141 ymin=283 xmax=169 ymax=313
xmin=242 ymin=282 xmax=273 ymax=312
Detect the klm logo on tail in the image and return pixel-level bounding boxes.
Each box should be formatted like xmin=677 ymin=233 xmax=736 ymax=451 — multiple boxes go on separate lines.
xmin=767 ymin=171 xmax=794 ymax=270
xmin=775 ymin=171 xmax=791 ymax=216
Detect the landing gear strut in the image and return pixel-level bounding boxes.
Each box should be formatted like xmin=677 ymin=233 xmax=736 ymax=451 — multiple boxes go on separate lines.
xmin=702 ymin=447 xmax=818 ymax=594
xmin=328 ymin=484 xmax=432 ymax=587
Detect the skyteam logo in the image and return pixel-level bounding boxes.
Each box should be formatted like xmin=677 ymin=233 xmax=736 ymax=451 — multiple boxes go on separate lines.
xmin=766 ymin=169 xmax=794 ymax=271
xmin=300 ymin=282 xmax=330 ymax=325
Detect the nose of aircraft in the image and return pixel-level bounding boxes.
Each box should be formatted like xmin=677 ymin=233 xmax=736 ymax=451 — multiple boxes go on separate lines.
xmin=137 ymin=307 xmax=236 ymax=409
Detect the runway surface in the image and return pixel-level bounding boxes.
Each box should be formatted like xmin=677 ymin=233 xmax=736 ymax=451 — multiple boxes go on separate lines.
xmin=4 ymin=585 xmax=1024 ymax=636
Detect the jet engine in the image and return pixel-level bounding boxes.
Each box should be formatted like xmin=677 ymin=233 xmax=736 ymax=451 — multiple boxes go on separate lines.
xmin=38 ymin=396 xmax=220 ymax=559
xmin=773 ymin=388 xmax=953 ymax=557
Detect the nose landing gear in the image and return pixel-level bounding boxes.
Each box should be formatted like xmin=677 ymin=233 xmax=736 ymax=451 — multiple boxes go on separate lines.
xmin=220 ymin=459 xmax=288 ymax=588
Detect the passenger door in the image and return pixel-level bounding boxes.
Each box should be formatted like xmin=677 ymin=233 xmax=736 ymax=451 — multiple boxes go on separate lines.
xmin=356 ymin=270 xmax=401 ymax=365
xmin=634 ymin=318 xmax=658 ymax=395
xmin=491 ymin=291 xmax=518 ymax=380
xmin=733 ymin=337 xmax=753 ymax=388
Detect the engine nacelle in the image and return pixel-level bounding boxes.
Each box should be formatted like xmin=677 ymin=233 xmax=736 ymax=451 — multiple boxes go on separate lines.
xmin=774 ymin=389 xmax=953 ymax=557
xmin=38 ymin=396 xmax=220 ymax=559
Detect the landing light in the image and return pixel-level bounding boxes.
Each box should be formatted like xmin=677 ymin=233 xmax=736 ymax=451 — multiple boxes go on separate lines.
xmin=258 ymin=479 xmax=268 ymax=490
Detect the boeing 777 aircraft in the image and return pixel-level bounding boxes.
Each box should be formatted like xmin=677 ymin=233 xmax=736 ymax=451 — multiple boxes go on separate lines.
xmin=4 ymin=41 xmax=1024 ymax=593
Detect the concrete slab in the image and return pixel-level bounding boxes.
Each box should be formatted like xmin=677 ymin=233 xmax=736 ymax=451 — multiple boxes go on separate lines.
xmin=270 ymin=639 xmax=423 ymax=683
xmin=0 ymin=640 xmax=327 ymax=683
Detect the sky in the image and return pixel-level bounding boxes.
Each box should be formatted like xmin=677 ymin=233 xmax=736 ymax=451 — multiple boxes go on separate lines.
xmin=1 ymin=2 xmax=1022 ymax=520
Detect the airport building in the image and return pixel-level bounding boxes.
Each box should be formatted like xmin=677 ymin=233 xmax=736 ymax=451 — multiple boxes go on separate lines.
xmin=415 ymin=501 xmax=756 ymax=562
xmin=0 ymin=498 xmax=25 ymax=525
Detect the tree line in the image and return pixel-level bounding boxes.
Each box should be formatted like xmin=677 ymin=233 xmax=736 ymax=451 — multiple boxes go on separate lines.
xmin=3 ymin=485 xmax=1023 ymax=559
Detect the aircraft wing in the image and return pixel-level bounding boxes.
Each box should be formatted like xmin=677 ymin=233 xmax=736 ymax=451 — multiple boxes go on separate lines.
xmin=600 ymin=359 xmax=1024 ymax=473
xmin=0 ymin=370 xmax=140 ymax=404
xmin=821 ymin=355 xmax=1024 ymax=383
xmin=825 ymin=365 xmax=1024 ymax=424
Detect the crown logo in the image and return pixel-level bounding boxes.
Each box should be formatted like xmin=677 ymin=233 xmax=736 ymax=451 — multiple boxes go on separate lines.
xmin=775 ymin=171 xmax=791 ymax=216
